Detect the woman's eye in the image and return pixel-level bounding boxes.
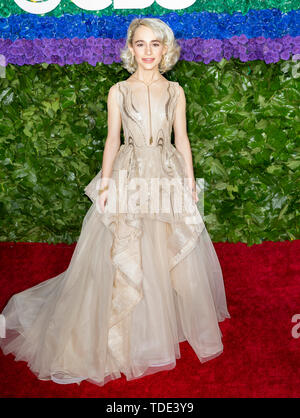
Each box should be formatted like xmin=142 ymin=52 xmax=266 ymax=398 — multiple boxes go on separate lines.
xmin=137 ymin=43 xmax=160 ymax=47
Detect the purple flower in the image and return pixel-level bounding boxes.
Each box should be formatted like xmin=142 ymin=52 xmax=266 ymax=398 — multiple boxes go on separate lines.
xmin=94 ymin=38 xmax=104 ymax=47
xmin=186 ymin=38 xmax=196 ymax=48
xmin=94 ymin=46 xmax=103 ymax=54
xmin=238 ymin=34 xmax=248 ymax=45
xmin=33 ymin=39 xmax=43 ymax=48
xmin=224 ymin=47 xmax=233 ymax=60
xmin=57 ymin=47 xmax=67 ymax=57
xmin=292 ymin=45 xmax=300 ymax=54
xmin=255 ymin=37 xmax=266 ymax=45
xmin=71 ymin=38 xmax=81 ymax=47
xmin=194 ymin=55 xmax=202 ymax=61
xmin=86 ymin=36 xmax=96 ymax=47
xmin=229 ymin=36 xmax=240 ymax=46
xmin=238 ymin=45 xmax=247 ymax=55
xmin=280 ymin=50 xmax=291 ymax=60
xmin=103 ymin=38 xmax=111 ymax=47
xmin=83 ymin=49 xmax=93 ymax=59
xmin=65 ymin=55 xmax=74 ymax=65
xmin=73 ymin=46 xmax=83 ymax=58
xmin=15 ymin=56 xmax=25 ymax=66
xmin=24 ymin=48 xmax=34 ymax=59
xmin=240 ymin=53 xmax=249 ymax=62
xmin=248 ymin=52 xmax=257 ymax=60
xmin=103 ymin=55 xmax=114 ymax=64
xmin=88 ymin=56 xmax=98 ymax=66
xmin=192 ymin=44 xmax=202 ymax=55
xmin=62 ymin=39 xmax=71 ymax=48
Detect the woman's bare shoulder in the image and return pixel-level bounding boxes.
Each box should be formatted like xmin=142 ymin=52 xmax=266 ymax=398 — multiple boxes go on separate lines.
xmin=109 ymin=82 xmax=121 ymax=91
xmin=170 ymin=80 xmax=183 ymax=92
xmin=170 ymin=81 xmax=184 ymax=98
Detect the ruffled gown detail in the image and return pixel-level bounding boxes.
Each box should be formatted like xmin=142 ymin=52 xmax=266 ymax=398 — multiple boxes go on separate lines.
xmin=0 ymin=78 xmax=230 ymax=387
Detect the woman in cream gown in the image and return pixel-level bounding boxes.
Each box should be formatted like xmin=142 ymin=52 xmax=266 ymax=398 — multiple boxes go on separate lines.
xmin=0 ymin=18 xmax=230 ymax=387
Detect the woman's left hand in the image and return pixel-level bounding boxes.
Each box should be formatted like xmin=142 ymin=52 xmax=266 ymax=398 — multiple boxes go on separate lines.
xmin=192 ymin=188 xmax=199 ymax=203
xmin=189 ymin=178 xmax=198 ymax=203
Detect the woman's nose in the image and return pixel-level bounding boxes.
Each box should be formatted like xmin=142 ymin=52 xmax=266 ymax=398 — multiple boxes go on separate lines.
xmin=145 ymin=45 xmax=152 ymax=54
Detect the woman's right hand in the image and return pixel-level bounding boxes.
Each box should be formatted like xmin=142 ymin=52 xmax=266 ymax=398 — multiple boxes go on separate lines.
xmin=97 ymin=189 xmax=108 ymax=213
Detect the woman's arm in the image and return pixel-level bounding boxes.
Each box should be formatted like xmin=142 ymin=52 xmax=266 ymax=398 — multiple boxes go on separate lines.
xmin=100 ymin=84 xmax=121 ymax=188
xmin=173 ymin=85 xmax=196 ymax=193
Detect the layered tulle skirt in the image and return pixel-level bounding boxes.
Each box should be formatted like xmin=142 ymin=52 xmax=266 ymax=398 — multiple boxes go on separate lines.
xmin=0 ymin=145 xmax=230 ymax=387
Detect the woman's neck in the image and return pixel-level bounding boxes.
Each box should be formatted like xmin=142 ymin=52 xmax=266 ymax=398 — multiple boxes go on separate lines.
xmin=131 ymin=71 xmax=163 ymax=85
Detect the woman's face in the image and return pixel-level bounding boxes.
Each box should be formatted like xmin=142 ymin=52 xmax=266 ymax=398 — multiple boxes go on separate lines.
xmin=129 ymin=25 xmax=168 ymax=72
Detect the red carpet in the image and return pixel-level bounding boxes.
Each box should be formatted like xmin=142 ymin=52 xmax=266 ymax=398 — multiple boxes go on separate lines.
xmin=0 ymin=239 xmax=299 ymax=398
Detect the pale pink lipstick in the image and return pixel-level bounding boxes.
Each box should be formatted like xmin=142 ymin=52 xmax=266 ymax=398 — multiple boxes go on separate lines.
xmin=142 ymin=58 xmax=155 ymax=63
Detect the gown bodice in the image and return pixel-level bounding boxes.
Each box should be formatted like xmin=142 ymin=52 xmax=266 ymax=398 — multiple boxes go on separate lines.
xmin=111 ymin=77 xmax=187 ymax=182
xmin=117 ymin=77 xmax=180 ymax=148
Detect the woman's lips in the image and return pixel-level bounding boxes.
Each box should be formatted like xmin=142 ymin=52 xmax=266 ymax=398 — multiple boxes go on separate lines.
xmin=142 ymin=58 xmax=155 ymax=62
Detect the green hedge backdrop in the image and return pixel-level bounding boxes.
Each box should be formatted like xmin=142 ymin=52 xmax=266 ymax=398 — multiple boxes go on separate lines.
xmin=0 ymin=59 xmax=299 ymax=245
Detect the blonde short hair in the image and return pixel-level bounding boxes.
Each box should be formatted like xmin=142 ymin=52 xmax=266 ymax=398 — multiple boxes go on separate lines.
xmin=120 ymin=18 xmax=181 ymax=74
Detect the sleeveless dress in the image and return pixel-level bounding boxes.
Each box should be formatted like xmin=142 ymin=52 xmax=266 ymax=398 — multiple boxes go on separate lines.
xmin=0 ymin=77 xmax=230 ymax=387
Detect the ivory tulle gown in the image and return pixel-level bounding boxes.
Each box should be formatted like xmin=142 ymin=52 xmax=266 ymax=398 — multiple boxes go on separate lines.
xmin=0 ymin=76 xmax=230 ymax=387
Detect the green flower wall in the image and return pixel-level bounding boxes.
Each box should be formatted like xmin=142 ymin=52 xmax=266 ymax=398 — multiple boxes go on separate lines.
xmin=0 ymin=59 xmax=299 ymax=244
